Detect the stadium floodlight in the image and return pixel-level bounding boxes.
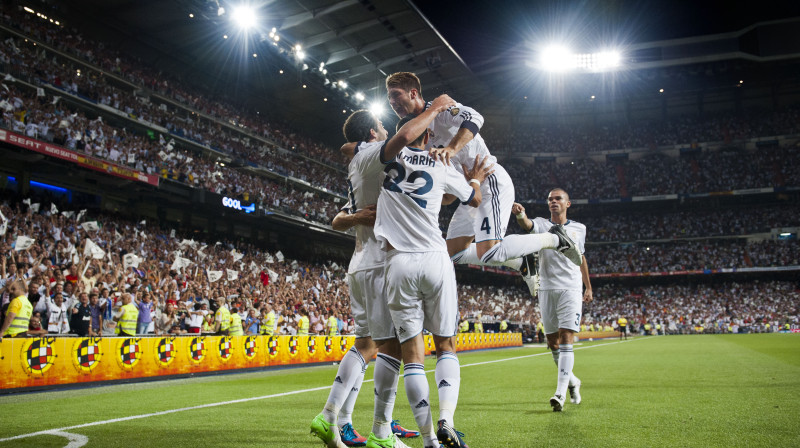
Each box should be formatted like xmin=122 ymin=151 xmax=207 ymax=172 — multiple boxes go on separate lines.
xmin=231 ymin=6 xmax=256 ymax=30
xmin=355 ymin=92 xmax=365 ymax=102
xmin=338 ymin=80 xmax=348 ymax=89
xmin=296 ymin=50 xmax=306 ymax=60
xmin=368 ymin=102 xmax=385 ymax=117
xmin=540 ymin=45 xmax=575 ymax=72
xmin=595 ymin=51 xmax=621 ymax=70
xmin=218 ymin=6 xmax=226 ymax=16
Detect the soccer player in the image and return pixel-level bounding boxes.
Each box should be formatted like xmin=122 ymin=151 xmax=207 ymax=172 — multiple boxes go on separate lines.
xmin=385 ymin=72 xmax=582 ymax=277
xmin=512 ymin=190 xmax=593 ymax=412
xmin=311 ymin=98 xmax=456 ymax=448
xmin=373 ymin=106 xmax=493 ymax=448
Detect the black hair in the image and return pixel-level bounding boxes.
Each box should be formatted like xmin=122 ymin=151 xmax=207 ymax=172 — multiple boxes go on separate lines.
xmin=343 ymin=110 xmax=378 ymax=142
xmin=396 ymin=114 xmax=427 ymax=147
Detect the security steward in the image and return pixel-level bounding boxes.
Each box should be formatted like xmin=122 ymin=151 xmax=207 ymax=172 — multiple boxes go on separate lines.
xmin=0 ymin=280 xmax=33 ymax=340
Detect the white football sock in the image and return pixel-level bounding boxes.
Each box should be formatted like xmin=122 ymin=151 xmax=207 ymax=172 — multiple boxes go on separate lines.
xmin=403 ymin=363 xmax=437 ymax=446
xmin=435 ymin=351 xmax=460 ymax=427
xmin=451 ymin=244 xmax=523 ymax=270
xmin=323 ymin=346 xmax=366 ymax=424
xmin=338 ymin=360 xmax=367 ymax=427
xmin=480 ymin=234 xmax=558 ymax=264
xmin=556 ymin=344 xmax=574 ymax=398
xmin=373 ymin=353 xmax=401 ymax=439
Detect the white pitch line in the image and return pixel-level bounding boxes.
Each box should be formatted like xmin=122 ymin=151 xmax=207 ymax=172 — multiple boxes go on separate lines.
xmin=0 ymin=337 xmax=649 ymax=443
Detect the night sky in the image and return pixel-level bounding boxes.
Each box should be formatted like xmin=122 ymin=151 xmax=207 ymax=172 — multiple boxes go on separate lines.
xmin=415 ymin=0 xmax=800 ymax=69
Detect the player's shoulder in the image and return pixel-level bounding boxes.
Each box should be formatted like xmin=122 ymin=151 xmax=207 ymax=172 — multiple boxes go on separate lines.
xmin=354 ymin=140 xmax=385 ymax=155
xmin=566 ymin=220 xmax=586 ymax=231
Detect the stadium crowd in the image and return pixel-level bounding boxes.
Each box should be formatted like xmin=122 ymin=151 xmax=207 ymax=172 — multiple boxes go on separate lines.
xmin=2 ymin=193 xmax=798 ymax=338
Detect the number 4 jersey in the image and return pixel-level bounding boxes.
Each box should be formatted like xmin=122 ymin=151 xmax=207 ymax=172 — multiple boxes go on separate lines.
xmin=374 ymin=144 xmax=475 ymax=253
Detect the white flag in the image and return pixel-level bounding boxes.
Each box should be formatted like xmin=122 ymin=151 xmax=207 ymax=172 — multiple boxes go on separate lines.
xmin=0 ymin=221 xmax=6 ymax=236
xmin=207 ymin=270 xmax=223 ymax=283
xmin=179 ymin=239 xmax=194 ymax=248
xmin=170 ymin=229 xmax=176 ymax=238
xmin=123 ymin=253 xmax=141 ymax=269
xmin=22 ymin=198 xmax=31 ymax=207
xmin=52 ymin=96 xmax=60 ymax=105
xmin=127 ymin=153 xmax=135 ymax=164
xmin=30 ymin=203 xmax=40 ymax=213
xmin=50 ymin=203 xmax=58 ymax=215
xmin=249 ymin=261 xmax=259 ymax=273
xmin=158 ymin=151 xmax=168 ymax=160
xmin=36 ymin=87 xmax=45 ymax=97
xmin=81 ymin=221 xmax=100 ymax=232
xmin=285 ymin=275 xmax=294 ymax=283
xmin=14 ymin=236 xmax=35 ymax=251
xmin=76 ymin=209 xmax=87 ymax=222
xmin=170 ymin=257 xmax=192 ymax=271
xmin=62 ymin=211 xmax=75 ymax=219
xmin=84 ymin=238 xmax=106 ymax=259
xmin=231 ymin=249 xmax=244 ymax=262
xmin=139 ymin=220 xmax=146 ymax=226
xmin=0 ymin=209 xmax=6 ymax=223
xmin=114 ymin=230 xmax=123 ymax=243
xmin=276 ymin=251 xmax=284 ymax=262
xmin=226 ymin=269 xmax=238 ymax=281
xmin=265 ymin=254 xmax=274 ymax=264
xmin=268 ymin=269 xmax=279 ymax=284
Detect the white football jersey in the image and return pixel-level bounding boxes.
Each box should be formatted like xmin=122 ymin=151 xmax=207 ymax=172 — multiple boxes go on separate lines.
xmin=531 ymin=217 xmax=586 ymax=291
xmin=374 ymin=146 xmax=475 ymax=253
xmin=341 ymin=140 xmax=387 ymax=273
xmin=424 ymin=101 xmax=496 ymax=175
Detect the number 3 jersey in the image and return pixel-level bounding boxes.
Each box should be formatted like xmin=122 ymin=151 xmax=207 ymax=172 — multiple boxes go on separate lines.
xmin=374 ymin=145 xmax=475 ymax=253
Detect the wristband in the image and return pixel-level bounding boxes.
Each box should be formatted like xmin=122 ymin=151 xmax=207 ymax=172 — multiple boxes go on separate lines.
xmin=516 ymin=212 xmax=526 ymax=219
xmin=468 ymin=179 xmax=480 ymax=187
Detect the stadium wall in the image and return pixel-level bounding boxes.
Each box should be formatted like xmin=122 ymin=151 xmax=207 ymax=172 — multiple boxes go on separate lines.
xmin=0 ymin=333 xmax=521 ymax=392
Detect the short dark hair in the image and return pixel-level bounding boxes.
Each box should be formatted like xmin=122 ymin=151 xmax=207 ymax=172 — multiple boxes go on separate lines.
xmin=343 ymin=110 xmax=378 ymax=142
xmin=548 ymin=188 xmax=570 ymax=201
xmin=396 ymin=114 xmax=427 ymax=147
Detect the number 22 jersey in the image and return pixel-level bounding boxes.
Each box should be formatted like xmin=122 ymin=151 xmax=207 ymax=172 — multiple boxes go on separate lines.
xmin=374 ymin=145 xmax=475 ymax=253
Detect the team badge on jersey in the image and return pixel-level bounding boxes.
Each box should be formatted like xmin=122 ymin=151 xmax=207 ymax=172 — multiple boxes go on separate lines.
xmin=267 ymin=336 xmax=279 ymax=358
xmin=116 ymin=338 xmax=141 ymax=371
xmin=188 ymin=337 xmax=206 ymax=364
xmin=217 ymin=336 xmax=233 ymax=362
xmin=155 ymin=337 xmax=176 ymax=368
xmin=21 ymin=337 xmax=56 ymax=376
xmin=243 ymin=336 xmax=258 ymax=360
xmin=288 ymin=336 xmax=299 ymax=356
xmin=449 ymin=107 xmax=460 ymax=116
xmin=324 ymin=336 xmax=333 ymax=354
xmin=72 ymin=337 xmax=103 ymax=374
xmin=307 ymin=336 xmax=317 ymax=355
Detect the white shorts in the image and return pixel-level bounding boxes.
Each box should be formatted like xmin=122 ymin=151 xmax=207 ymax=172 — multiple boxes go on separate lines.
xmin=348 ymin=268 xmax=395 ymax=340
xmin=539 ymin=289 xmax=582 ymax=334
xmin=384 ymin=250 xmax=459 ymax=344
xmin=445 ymin=165 xmax=514 ymax=243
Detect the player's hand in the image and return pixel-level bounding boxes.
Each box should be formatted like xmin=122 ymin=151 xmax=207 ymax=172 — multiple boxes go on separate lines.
xmin=354 ymin=205 xmax=377 ymax=227
xmin=511 ymin=203 xmax=525 ymax=216
xmin=430 ymin=94 xmax=456 ymax=113
xmin=430 ymin=146 xmax=457 ymax=165
xmin=462 ymin=154 xmax=495 ymax=184
xmin=583 ymin=289 xmax=593 ymax=303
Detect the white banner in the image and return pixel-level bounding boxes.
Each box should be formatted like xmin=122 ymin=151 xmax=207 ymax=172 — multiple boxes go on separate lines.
xmin=207 ymin=270 xmax=223 ymax=283
xmin=81 ymin=221 xmax=100 ymax=232
xmin=123 ymin=253 xmax=141 ymax=269
xmin=226 ymin=269 xmax=239 ymax=281
xmin=14 ymin=236 xmax=35 ymax=251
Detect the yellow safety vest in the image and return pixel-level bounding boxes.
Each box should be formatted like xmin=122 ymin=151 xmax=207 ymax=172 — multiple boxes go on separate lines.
xmin=203 ymin=319 xmax=213 ymax=332
xmin=327 ymin=317 xmax=338 ymax=336
xmin=618 ymin=318 xmax=627 ymax=326
xmin=644 ymin=324 xmax=652 ymax=331
xmin=229 ymin=313 xmax=243 ymax=336
xmin=216 ymin=306 xmax=230 ymax=332
xmin=459 ymin=320 xmax=469 ymax=333
xmin=261 ymin=311 xmax=275 ymax=335
xmin=117 ymin=303 xmax=139 ymax=336
xmin=499 ymin=320 xmax=508 ymax=332
xmin=4 ymin=295 xmax=32 ymax=336
xmin=298 ymin=316 xmax=309 ymax=336
xmin=474 ymin=320 xmax=483 ymax=333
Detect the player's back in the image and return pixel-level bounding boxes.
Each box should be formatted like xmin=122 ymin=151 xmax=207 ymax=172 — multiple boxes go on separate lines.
xmin=424 ymin=101 xmax=497 ymax=170
xmin=344 ymin=140 xmax=386 ymax=273
xmin=375 ymin=146 xmax=474 ymax=254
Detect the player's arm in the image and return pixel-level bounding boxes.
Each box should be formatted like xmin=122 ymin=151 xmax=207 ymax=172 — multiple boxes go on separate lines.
xmin=0 ymin=310 xmax=15 ymax=337
xmin=580 ymin=255 xmax=593 ymax=303
xmin=460 ymin=154 xmax=494 ymax=207
xmin=430 ymin=103 xmax=484 ymax=164
xmin=511 ymin=203 xmax=534 ymax=232
xmin=382 ymin=94 xmax=456 ymax=162
xmin=331 ymin=204 xmax=377 ymax=231
xmin=441 ymin=194 xmax=457 ymax=205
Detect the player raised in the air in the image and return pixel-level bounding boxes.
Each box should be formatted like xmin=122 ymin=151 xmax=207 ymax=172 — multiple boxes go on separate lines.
xmin=385 ymin=72 xmax=581 ymax=282
xmin=512 ymin=189 xmax=593 ymax=412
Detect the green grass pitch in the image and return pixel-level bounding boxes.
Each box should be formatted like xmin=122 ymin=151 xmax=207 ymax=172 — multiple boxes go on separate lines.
xmin=1 ymin=334 xmax=798 ymax=447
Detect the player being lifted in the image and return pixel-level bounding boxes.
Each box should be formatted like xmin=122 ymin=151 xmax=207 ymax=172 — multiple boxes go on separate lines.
xmin=512 ymin=189 xmax=593 ymax=412
xmin=310 ymin=105 xmax=444 ymax=447
xmin=384 ymin=72 xmax=582 ymax=276
xmin=365 ymin=96 xmax=492 ymax=448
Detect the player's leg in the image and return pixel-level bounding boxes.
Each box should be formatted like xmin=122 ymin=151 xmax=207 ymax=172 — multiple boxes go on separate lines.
xmin=312 ymin=272 xmax=372 ymax=448
xmin=549 ymin=290 xmax=583 ymax=411
xmin=385 ymin=252 xmax=438 ymax=448
xmin=366 ymin=269 xmax=419 ymax=443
